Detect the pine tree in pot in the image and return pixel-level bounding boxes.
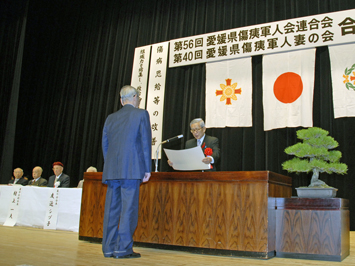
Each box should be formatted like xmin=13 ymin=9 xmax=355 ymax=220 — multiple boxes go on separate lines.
xmin=282 ymin=127 xmax=348 ymax=198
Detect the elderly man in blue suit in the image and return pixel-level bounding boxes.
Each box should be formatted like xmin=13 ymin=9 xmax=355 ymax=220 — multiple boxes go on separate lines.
xmin=102 ymin=85 xmax=152 ymax=259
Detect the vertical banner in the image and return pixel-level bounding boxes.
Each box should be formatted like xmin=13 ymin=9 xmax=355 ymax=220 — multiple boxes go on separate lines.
xmin=263 ymin=49 xmax=316 ymax=131
xmin=44 ymin=188 xmax=60 ymax=230
xmin=131 ymin=45 xmax=152 ymax=109
xmin=205 ymin=57 xmax=253 ymax=128
xmin=329 ymin=42 xmax=355 ymax=118
xmin=146 ymin=42 xmax=169 ymax=159
xmin=4 ymin=186 xmax=22 ymax=227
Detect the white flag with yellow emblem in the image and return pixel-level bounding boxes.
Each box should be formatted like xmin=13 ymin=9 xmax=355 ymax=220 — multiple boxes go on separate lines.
xmin=329 ymin=43 xmax=355 ymax=118
xmin=205 ymin=57 xmax=252 ymax=128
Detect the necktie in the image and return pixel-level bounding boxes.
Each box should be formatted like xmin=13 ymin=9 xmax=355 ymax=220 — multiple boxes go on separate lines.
xmin=197 ymin=139 xmax=201 ymax=146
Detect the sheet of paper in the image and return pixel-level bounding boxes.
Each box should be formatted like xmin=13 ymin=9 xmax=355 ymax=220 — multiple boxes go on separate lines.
xmin=164 ymin=146 xmax=210 ymax=171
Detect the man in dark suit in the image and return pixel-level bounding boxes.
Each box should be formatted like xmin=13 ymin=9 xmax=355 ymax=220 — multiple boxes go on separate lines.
xmin=102 ymin=85 xmax=151 ymax=259
xmin=8 ymin=168 xmax=28 ymax=185
xmin=168 ymin=118 xmax=220 ymax=171
xmin=47 ymin=162 xmax=70 ymax=188
xmin=28 ymin=166 xmax=48 ymax=187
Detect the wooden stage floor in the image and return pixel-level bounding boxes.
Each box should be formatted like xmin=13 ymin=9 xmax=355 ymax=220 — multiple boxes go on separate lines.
xmin=0 ymin=226 xmax=353 ymax=266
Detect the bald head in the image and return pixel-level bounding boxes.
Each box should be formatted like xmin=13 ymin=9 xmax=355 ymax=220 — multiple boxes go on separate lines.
xmin=32 ymin=166 xmax=43 ymax=179
xmin=13 ymin=168 xmax=23 ymax=179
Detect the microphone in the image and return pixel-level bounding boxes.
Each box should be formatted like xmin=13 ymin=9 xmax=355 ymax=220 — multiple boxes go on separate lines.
xmin=155 ymin=134 xmax=183 ymax=172
xmin=161 ymin=134 xmax=183 ymax=144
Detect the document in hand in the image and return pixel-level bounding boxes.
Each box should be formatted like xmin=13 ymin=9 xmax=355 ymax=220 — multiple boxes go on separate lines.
xmin=163 ymin=146 xmax=211 ymax=171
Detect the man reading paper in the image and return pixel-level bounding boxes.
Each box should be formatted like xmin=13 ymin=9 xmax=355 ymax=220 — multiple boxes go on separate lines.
xmin=168 ymin=118 xmax=220 ymax=171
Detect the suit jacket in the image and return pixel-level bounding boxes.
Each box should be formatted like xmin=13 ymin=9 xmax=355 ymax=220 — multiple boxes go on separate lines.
xmin=8 ymin=177 xmax=28 ymax=186
xmin=185 ymin=135 xmax=220 ymax=171
xmin=47 ymin=173 xmax=70 ymax=187
xmin=102 ymin=104 xmax=152 ymax=183
xmin=29 ymin=177 xmax=48 ymax=187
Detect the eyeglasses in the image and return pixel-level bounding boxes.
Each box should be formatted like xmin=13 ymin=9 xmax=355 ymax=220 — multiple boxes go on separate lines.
xmin=190 ymin=128 xmax=202 ymax=133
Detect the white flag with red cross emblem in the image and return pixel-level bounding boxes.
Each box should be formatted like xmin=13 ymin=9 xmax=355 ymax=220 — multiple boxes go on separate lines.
xmin=262 ymin=49 xmax=316 ymax=131
xmin=205 ymin=57 xmax=253 ymax=128
xmin=329 ymin=43 xmax=355 ymax=118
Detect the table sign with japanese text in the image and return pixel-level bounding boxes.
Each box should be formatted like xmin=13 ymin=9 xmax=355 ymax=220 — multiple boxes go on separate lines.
xmin=3 ymin=185 xmax=23 ymax=227
xmin=44 ymin=188 xmax=60 ymax=230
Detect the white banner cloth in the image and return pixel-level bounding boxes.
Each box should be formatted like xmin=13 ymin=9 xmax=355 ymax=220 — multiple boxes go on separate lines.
xmin=329 ymin=42 xmax=355 ymax=118
xmin=146 ymin=41 xmax=169 ymax=159
xmin=131 ymin=45 xmax=151 ymax=109
xmin=170 ymin=9 xmax=355 ymax=67
xmin=262 ymin=49 xmax=316 ymax=131
xmin=205 ymin=57 xmax=253 ymax=128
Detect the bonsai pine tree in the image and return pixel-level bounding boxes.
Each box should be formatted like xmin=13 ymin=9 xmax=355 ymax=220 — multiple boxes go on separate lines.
xmin=282 ymin=127 xmax=348 ymax=187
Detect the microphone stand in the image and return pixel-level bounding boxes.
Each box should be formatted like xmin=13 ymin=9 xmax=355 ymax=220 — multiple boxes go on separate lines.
xmin=155 ymin=142 xmax=162 ymax=172
xmin=155 ymin=134 xmax=183 ymax=172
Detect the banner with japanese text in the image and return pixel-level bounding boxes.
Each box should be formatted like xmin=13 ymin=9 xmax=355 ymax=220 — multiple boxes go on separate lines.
xmin=169 ymin=9 xmax=355 ymax=68
xmin=205 ymin=58 xmax=253 ymax=128
xmin=131 ymin=45 xmax=151 ymax=109
xmin=329 ymin=42 xmax=355 ymax=118
xmin=263 ymin=49 xmax=316 ymax=131
xmin=146 ymin=42 xmax=169 ymax=159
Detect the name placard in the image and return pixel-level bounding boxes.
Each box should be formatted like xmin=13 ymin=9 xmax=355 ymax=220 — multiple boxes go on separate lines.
xmin=3 ymin=186 xmax=23 ymax=227
xmin=44 ymin=188 xmax=60 ymax=230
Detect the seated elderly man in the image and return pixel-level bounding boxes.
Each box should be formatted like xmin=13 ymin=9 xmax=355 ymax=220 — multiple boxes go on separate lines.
xmin=47 ymin=162 xmax=70 ymax=188
xmin=77 ymin=166 xmax=97 ymax=188
xmin=8 ymin=168 xmax=28 ymax=186
xmin=28 ymin=166 xmax=48 ymax=187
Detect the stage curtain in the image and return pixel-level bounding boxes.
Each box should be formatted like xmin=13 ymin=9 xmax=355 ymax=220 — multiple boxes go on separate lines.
xmin=0 ymin=0 xmax=28 ymax=183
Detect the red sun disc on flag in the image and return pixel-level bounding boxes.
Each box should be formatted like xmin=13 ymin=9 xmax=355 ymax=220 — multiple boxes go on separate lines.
xmin=273 ymin=72 xmax=303 ymax=103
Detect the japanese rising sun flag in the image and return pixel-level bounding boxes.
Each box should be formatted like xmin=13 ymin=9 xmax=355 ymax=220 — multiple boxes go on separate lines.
xmin=205 ymin=57 xmax=252 ymax=128
xmin=262 ymin=49 xmax=316 ymax=131
xmin=329 ymin=43 xmax=355 ymax=118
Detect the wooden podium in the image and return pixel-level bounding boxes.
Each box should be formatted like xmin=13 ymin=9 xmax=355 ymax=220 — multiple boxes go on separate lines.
xmin=79 ymin=171 xmax=292 ymax=259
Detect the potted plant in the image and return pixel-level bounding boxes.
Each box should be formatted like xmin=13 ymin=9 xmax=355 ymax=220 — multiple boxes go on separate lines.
xmin=282 ymin=127 xmax=348 ymax=198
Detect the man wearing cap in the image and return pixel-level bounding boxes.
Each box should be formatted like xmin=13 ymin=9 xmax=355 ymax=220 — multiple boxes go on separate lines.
xmin=101 ymin=85 xmax=151 ymax=259
xmin=47 ymin=162 xmax=70 ymax=188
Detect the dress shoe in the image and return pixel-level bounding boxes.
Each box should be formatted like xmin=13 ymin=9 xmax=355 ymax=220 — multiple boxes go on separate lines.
xmin=115 ymin=252 xmax=141 ymax=259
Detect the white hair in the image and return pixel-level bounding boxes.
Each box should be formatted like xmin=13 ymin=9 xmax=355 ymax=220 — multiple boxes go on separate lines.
xmin=190 ymin=118 xmax=205 ymax=128
xmin=120 ymin=85 xmax=138 ymax=104
xmin=86 ymin=166 xmax=97 ymax=172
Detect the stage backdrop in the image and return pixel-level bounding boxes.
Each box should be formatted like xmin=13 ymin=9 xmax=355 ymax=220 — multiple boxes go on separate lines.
xmin=1 ymin=0 xmax=355 ymax=228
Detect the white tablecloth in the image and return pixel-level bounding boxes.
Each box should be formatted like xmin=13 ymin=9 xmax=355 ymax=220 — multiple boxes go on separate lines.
xmin=0 ymin=185 xmax=82 ymax=232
